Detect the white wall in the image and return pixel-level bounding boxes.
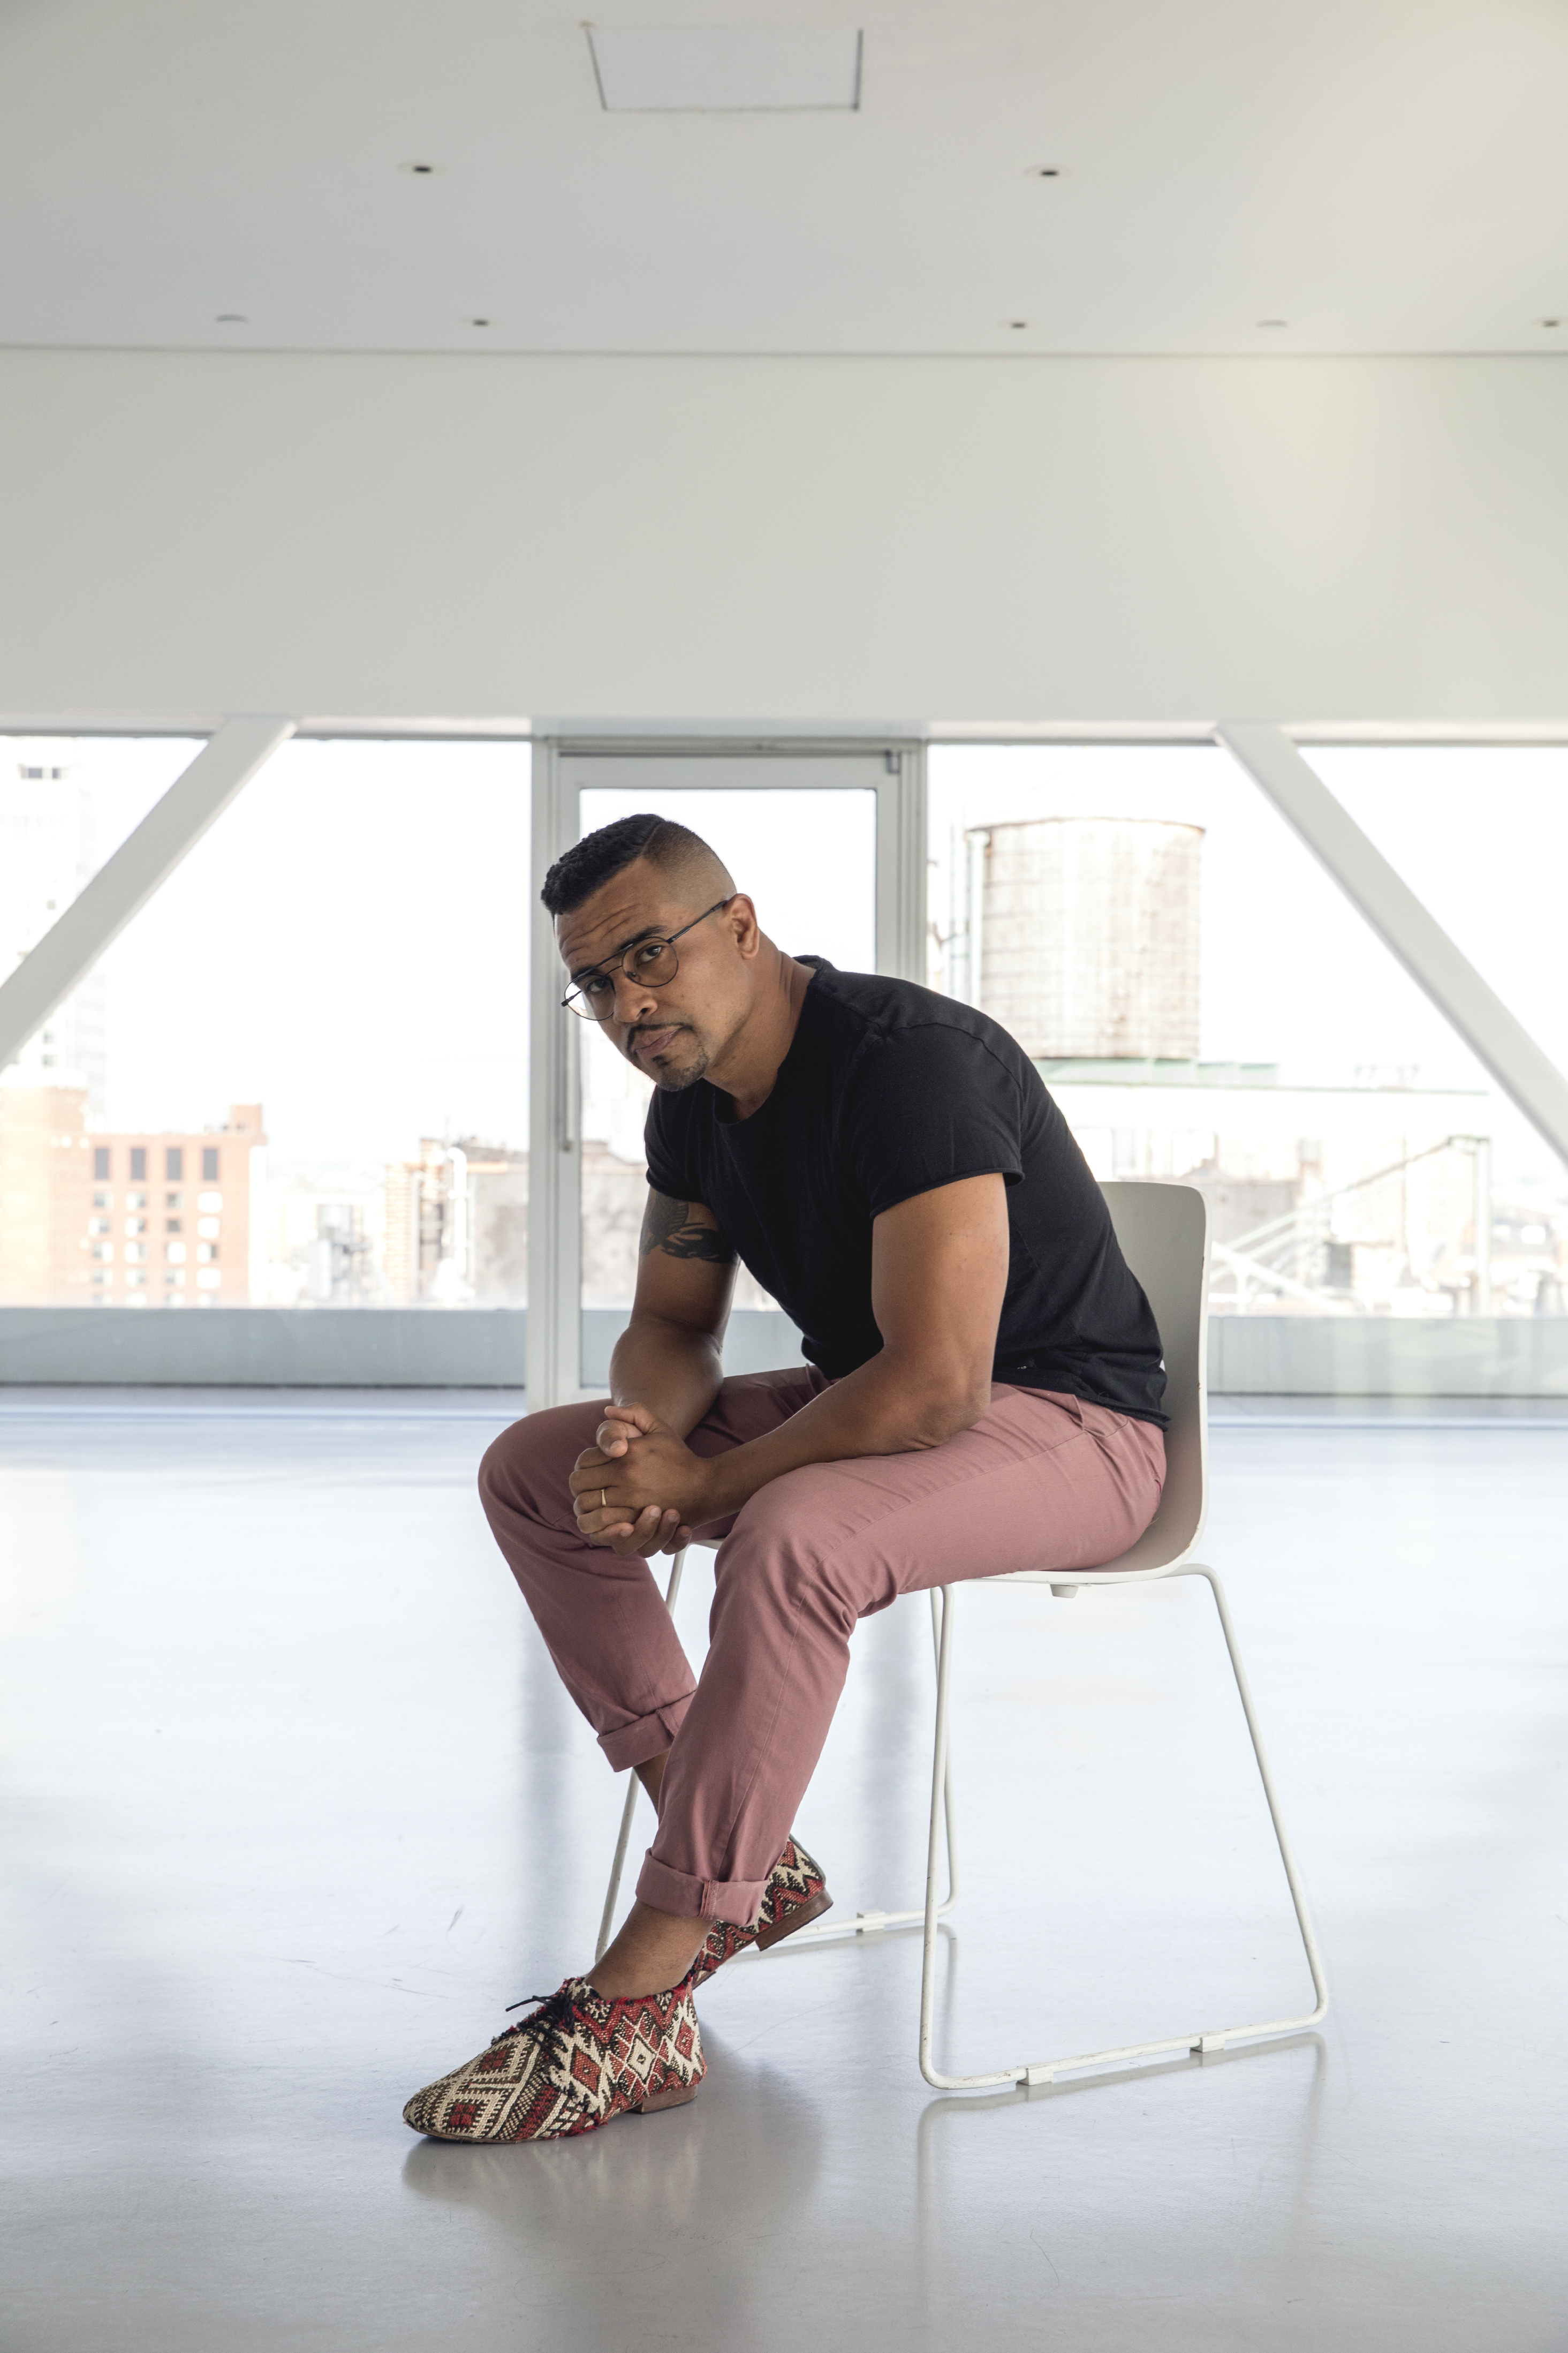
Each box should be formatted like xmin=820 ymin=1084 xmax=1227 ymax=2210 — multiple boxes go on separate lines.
xmin=2 ymin=350 xmax=1566 ymax=726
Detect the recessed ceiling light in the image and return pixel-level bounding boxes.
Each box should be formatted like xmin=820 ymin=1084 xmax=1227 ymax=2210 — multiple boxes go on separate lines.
xmin=215 ymin=313 xmax=247 ymax=324
xmin=1257 ymin=318 xmax=1288 ymax=328
xmin=1031 ymin=167 xmax=1061 ymax=177
xmin=1006 ymin=319 xmax=1029 ymax=330
xmin=1540 ymin=317 xmax=1562 ymax=328
xmin=400 ymin=161 xmax=442 ymax=175
xmin=470 ymin=318 xmax=491 ymax=328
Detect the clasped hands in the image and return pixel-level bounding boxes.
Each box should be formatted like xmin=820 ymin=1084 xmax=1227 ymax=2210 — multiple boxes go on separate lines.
xmin=570 ymin=1403 xmax=714 ymax=1557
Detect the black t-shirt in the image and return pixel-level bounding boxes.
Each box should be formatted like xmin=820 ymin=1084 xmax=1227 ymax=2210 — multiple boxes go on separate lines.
xmin=642 ymin=960 xmax=1167 ymax=1428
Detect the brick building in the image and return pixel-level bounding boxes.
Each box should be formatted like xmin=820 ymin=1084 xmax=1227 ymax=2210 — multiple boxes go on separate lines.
xmin=0 ymin=1081 xmax=267 ymax=1306
xmin=86 ymin=1103 xmax=267 ymax=1306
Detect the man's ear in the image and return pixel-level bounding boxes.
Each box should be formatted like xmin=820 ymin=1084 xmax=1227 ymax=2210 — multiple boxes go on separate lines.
xmin=728 ymin=894 xmax=761 ymax=957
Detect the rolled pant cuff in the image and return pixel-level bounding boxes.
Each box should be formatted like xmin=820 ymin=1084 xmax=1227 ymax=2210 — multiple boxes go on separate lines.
xmin=598 ymin=1697 xmax=693 ymax=1774
xmin=635 ymin=1850 xmax=768 ymax=1928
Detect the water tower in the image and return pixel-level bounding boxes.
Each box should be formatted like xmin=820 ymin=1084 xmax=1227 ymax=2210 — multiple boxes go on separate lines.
xmin=976 ymin=817 xmax=1202 ymax=1061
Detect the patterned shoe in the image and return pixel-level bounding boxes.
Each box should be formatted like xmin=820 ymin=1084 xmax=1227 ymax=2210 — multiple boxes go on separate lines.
xmin=693 ymin=1836 xmax=833 ymax=1983
xmin=403 ymin=1974 xmax=705 ymax=2143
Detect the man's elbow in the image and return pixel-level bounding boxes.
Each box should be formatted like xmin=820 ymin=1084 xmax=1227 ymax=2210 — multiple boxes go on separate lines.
xmin=624 ymin=1307 xmax=724 ymax=1352
xmin=904 ymin=1362 xmax=995 ymax=1449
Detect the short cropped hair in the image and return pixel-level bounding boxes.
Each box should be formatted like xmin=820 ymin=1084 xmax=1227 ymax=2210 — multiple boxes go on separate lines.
xmin=540 ymin=812 xmax=731 ymax=918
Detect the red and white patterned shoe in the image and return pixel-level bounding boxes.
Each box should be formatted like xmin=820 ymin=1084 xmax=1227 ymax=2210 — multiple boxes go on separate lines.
xmin=692 ymin=1836 xmax=833 ymax=1984
xmin=403 ymin=1974 xmax=705 ymax=2143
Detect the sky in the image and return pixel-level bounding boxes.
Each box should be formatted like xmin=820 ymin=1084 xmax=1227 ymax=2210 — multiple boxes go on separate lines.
xmin=4 ymin=734 xmax=1565 ymax=1201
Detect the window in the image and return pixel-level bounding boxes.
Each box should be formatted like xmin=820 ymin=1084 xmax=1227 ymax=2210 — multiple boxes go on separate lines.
xmin=0 ymin=734 xmax=529 ymax=1316
xmin=0 ymin=735 xmax=193 ymax=1132
xmin=166 ymin=1240 xmax=186 ymax=1263
xmin=165 ymin=1216 xmax=183 ymax=1232
xmin=95 ymin=737 xmax=529 ymax=1311
xmin=928 ymin=745 xmax=1562 ymax=1322
xmin=197 ymin=1242 xmax=218 ymax=1263
xmin=93 ymin=1190 xmax=110 ymax=1209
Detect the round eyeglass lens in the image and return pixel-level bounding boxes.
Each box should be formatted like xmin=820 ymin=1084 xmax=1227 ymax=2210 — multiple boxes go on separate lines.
xmin=568 ymin=936 xmax=680 ymax=1016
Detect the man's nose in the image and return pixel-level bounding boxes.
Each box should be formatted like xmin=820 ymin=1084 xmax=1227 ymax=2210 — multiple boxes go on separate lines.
xmin=611 ymin=967 xmax=660 ymax=1023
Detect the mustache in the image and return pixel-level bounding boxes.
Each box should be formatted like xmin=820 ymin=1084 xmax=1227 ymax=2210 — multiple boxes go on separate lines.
xmin=626 ymin=1020 xmax=691 ymax=1048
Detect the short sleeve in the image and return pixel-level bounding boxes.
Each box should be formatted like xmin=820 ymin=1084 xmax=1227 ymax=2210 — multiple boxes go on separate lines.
xmin=845 ymin=1024 xmax=1024 ymax=1220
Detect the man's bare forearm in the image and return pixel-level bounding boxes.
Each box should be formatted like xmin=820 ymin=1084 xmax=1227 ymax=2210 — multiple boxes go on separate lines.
xmin=695 ymin=1348 xmax=988 ymax=1519
xmin=609 ymin=1314 xmax=724 ymax=1439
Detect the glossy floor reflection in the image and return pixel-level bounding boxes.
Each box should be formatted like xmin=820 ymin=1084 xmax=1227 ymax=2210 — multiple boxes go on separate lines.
xmin=2 ymin=1395 xmax=1564 ymax=2351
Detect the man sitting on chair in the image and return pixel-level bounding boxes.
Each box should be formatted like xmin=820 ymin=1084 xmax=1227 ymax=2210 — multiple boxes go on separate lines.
xmin=404 ymin=812 xmax=1167 ymax=2144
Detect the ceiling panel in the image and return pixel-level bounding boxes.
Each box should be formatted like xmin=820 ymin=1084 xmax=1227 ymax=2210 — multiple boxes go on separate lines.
xmin=0 ymin=0 xmax=1563 ymax=354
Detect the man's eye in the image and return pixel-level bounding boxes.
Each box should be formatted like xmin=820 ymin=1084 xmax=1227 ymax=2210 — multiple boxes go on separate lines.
xmin=581 ymin=974 xmax=615 ymax=1000
xmin=630 ymin=940 xmax=667 ymax=971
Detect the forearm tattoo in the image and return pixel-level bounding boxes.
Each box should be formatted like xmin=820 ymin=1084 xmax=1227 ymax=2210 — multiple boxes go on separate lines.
xmin=641 ymin=1191 xmax=737 ymax=1265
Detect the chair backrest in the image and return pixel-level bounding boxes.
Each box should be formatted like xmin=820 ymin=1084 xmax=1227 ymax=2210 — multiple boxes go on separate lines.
xmin=1003 ymin=1179 xmax=1210 ymax=1582
xmin=1102 ymin=1179 xmax=1209 ymax=1569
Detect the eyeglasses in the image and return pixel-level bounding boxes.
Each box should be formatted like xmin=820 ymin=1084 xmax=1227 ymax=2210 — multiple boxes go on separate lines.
xmin=560 ymin=899 xmax=733 ymax=1020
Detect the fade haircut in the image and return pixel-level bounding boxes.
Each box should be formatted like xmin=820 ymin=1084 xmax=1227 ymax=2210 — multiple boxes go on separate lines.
xmin=540 ymin=812 xmax=734 ymax=919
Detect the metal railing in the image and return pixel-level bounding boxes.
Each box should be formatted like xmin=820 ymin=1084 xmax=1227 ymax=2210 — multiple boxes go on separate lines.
xmin=1209 ymin=1134 xmax=1489 ymax=1314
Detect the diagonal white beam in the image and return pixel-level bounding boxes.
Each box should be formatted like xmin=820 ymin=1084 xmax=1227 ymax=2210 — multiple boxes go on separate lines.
xmin=1218 ymin=722 xmax=1568 ymax=1167
xmin=0 ymin=715 xmax=296 ymax=1074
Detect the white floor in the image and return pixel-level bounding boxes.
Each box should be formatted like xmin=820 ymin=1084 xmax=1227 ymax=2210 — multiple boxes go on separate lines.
xmin=1 ymin=1393 xmax=1564 ymax=2351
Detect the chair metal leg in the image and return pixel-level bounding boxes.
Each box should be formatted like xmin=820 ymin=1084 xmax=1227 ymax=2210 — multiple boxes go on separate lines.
xmin=596 ymin=1567 xmax=960 ymax=1960
xmin=594 ymin=1548 xmax=687 ymax=1965
xmin=1184 ymin=1564 xmax=1330 ymax=2029
xmin=784 ymin=1583 xmax=959 ymax=1943
xmin=918 ymin=1585 xmax=960 ymax=2078
xmin=918 ymin=1564 xmax=1329 ymax=2091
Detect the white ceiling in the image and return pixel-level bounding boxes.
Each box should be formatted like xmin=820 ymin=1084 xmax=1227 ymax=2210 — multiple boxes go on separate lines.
xmin=2 ymin=0 xmax=1565 ymax=355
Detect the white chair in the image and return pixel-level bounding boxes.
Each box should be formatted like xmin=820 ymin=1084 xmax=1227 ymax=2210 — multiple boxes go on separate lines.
xmin=598 ymin=1180 xmax=1329 ymax=2090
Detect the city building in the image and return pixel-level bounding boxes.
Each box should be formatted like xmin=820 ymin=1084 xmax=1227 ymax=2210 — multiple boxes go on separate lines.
xmin=264 ymin=1165 xmax=390 ymax=1306
xmin=382 ymin=1138 xmax=528 ymax=1306
xmin=0 ymin=1083 xmax=267 ymax=1306
xmin=1038 ymin=1060 xmax=1505 ymax=1316
xmin=944 ymin=816 xmax=1564 ymax=1318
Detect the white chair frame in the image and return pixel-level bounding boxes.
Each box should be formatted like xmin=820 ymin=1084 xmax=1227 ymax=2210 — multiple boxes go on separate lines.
xmin=597 ymin=1180 xmax=1328 ymax=2090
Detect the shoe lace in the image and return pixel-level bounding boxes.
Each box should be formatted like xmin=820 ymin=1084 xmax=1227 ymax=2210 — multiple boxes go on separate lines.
xmin=496 ymin=1984 xmax=582 ymax=2070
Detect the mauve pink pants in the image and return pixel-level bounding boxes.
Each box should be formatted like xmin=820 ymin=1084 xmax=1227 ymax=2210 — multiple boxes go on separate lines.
xmin=479 ymin=1367 xmax=1164 ymax=1928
